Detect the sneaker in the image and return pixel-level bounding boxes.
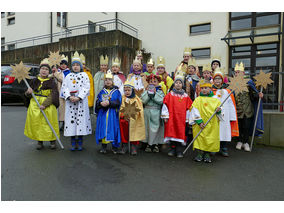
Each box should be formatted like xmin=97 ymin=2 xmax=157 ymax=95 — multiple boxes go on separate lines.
xmin=194 ymin=153 xmax=203 ymax=162
xmin=50 ymin=141 xmax=56 ymax=150
xmin=176 ymin=152 xmax=184 ymax=158
xmin=243 ymin=143 xmax=251 ymax=152
xmin=118 ymin=143 xmax=128 ymax=155
xmin=153 ymin=145 xmax=159 ymax=153
xmin=100 ymin=144 xmax=107 ymax=154
xmin=236 ymin=142 xmax=243 ymax=150
xmin=168 ymin=148 xmax=176 ymax=157
xmin=131 ymin=144 xmax=137 ymax=155
xmin=221 ymin=148 xmax=229 ymax=157
xmin=36 ymin=141 xmax=44 ymax=150
xmin=203 ymin=153 xmax=212 ymax=163
xmin=145 ymin=145 xmax=152 ymax=153
xmin=112 ymin=147 xmax=118 ymax=154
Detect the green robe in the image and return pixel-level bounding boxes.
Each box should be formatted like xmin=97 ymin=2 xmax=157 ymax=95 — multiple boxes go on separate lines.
xmin=93 ymin=71 xmax=105 ymax=112
xmin=141 ymin=89 xmax=165 ymax=145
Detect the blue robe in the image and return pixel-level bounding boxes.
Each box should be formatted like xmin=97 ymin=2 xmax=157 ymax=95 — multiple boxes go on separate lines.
xmin=247 ymin=79 xmax=264 ymax=137
xmin=95 ymin=87 xmax=122 ymax=147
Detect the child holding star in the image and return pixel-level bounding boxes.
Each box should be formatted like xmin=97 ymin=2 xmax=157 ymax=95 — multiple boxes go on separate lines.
xmin=61 ymin=51 xmax=92 ymax=151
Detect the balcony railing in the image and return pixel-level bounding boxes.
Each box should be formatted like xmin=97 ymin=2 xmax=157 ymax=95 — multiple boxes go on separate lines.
xmin=1 ymin=19 xmax=138 ymax=51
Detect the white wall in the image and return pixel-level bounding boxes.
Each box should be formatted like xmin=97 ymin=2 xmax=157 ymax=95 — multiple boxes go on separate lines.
xmin=118 ymin=12 xmax=229 ymax=74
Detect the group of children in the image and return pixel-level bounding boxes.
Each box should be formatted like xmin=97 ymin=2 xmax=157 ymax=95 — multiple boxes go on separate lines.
xmin=24 ymin=48 xmax=264 ymax=163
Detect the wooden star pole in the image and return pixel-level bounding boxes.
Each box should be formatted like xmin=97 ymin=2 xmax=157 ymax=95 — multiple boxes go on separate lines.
xmin=183 ymin=74 xmax=249 ymax=155
xmin=10 ymin=61 xmax=64 ymax=149
xmin=250 ymin=70 xmax=273 ymax=151
xmin=120 ymin=101 xmax=140 ymax=155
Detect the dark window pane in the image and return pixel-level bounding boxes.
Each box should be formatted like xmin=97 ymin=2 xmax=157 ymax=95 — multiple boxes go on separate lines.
xmin=190 ymin=23 xmax=211 ymax=34
xmin=256 ymin=14 xmax=279 ymax=27
xmin=192 ymin=48 xmax=210 ymax=58
xmin=8 ymin=18 xmax=15 ymax=25
xmin=1 ymin=37 xmax=5 ymax=44
xmin=232 ymin=58 xmax=251 ymax=68
xmin=1 ymin=12 xmax=5 ymax=18
xmin=256 ymin=43 xmax=277 ymax=55
xmin=8 ymin=44 xmax=15 ymax=50
xmin=256 ymin=56 xmax=277 ymax=66
xmin=1 ymin=46 xmax=5 ymax=51
xmin=7 ymin=12 xmax=15 ymax=16
xmin=232 ymin=46 xmax=251 ymax=56
xmin=231 ymin=18 xmax=251 ymax=30
xmin=231 ymin=12 xmax=251 ymax=18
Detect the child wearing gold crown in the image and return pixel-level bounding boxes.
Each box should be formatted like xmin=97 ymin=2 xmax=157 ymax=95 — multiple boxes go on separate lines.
xmin=24 ymin=58 xmax=60 ymax=150
xmin=144 ymin=58 xmax=157 ymax=76
xmin=185 ymin=58 xmax=200 ymax=101
xmin=111 ymin=57 xmax=126 ymax=95
xmin=61 ymin=51 xmax=92 ymax=151
xmin=233 ymin=62 xmax=264 ymax=152
xmin=126 ymin=56 xmax=147 ymax=97
xmin=130 ymin=50 xmax=147 ymax=73
xmin=93 ymin=55 xmax=109 ymax=113
xmin=174 ymin=47 xmax=192 ymax=78
xmin=95 ymin=70 xmax=122 ymax=154
xmin=189 ymin=79 xmax=222 ymax=163
xmin=119 ymin=79 xmax=145 ymax=155
xmin=195 ymin=64 xmax=213 ymax=97
xmin=212 ymin=68 xmax=239 ymax=157
xmin=161 ymin=72 xmax=192 ymax=158
xmin=156 ymin=56 xmax=174 ymax=95
xmin=141 ymin=74 xmax=165 ymax=152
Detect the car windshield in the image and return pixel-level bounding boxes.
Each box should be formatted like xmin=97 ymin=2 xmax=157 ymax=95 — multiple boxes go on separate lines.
xmin=1 ymin=66 xmax=12 ymax=77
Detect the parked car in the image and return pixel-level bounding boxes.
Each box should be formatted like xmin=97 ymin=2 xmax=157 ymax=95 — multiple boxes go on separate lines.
xmin=1 ymin=64 xmax=40 ymax=105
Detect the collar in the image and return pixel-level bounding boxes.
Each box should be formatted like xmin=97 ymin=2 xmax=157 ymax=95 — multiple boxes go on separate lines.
xmin=200 ymin=91 xmax=214 ymax=97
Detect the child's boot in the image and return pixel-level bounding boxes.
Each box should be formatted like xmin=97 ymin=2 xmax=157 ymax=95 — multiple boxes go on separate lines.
xmin=203 ymin=152 xmax=212 ymax=163
xmin=77 ymin=137 xmax=83 ymax=151
xmin=131 ymin=144 xmax=137 ymax=155
xmin=153 ymin=145 xmax=159 ymax=153
xmin=194 ymin=150 xmax=204 ymax=162
xmin=50 ymin=140 xmax=56 ymax=150
xmin=118 ymin=143 xmax=128 ymax=154
xmin=70 ymin=137 xmax=76 ymax=151
xmin=36 ymin=141 xmax=44 ymax=150
xmin=112 ymin=145 xmax=118 ymax=154
xmin=221 ymin=147 xmax=229 ymax=157
xmin=145 ymin=144 xmax=152 ymax=153
xmin=100 ymin=143 xmax=107 ymax=154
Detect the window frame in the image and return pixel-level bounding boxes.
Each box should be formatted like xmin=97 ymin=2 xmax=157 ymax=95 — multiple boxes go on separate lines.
xmin=56 ymin=12 xmax=67 ymax=28
xmin=189 ymin=22 xmax=211 ymax=36
xmin=7 ymin=17 xmax=15 ymax=25
xmin=191 ymin=47 xmax=211 ymax=59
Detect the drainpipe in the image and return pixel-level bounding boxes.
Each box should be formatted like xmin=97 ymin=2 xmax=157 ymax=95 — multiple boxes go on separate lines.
xmin=115 ymin=12 xmax=118 ymax=30
xmin=50 ymin=12 xmax=53 ymax=43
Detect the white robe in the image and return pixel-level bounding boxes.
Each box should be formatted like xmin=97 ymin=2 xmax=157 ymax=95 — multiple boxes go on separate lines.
xmin=127 ymin=74 xmax=144 ymax=90
xmin=213 ymin=89 xmax=236 ymax=142
xmin=113 ymin=74 xmax=124 ymax=96
xmin=61 ymin=72 xmax=92 ymax=136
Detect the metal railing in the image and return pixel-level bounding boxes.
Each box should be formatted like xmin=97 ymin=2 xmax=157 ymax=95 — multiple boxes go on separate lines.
xmin=1 ymin=19 xmax=138 ymax=50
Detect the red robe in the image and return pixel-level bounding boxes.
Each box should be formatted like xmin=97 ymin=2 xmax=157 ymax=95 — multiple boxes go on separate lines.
xmin=163 ymin=91 xmax=193 ymax=143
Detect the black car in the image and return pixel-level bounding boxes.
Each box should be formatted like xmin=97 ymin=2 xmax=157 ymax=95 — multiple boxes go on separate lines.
xmin=1 ymin=64 xmax=40 ymax=105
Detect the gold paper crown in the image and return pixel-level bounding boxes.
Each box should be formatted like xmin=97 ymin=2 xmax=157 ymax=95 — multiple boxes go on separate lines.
xmin=175 ymin=69 xmax=185 ymax=82
xmin=40 ymin=58 xmax=51 ymax=66
xmin=100 ymin=55 xmax=109 ymax=65
xmin=183 ymin=47 xmax=192 ymax=56
xmin=133 ymin=56 xmax=142 ymax=65
xmin=104 ymin=69 xmax=114 ymax=80
xmin=136 ymin=50 xmax=143 ymax=56
xmin=188 ymin=57 xmax=196 ymax=67
xmin=202 ymin=64 xmax=212 ymax=72
xmin=157 ymin=56 xmax=165 ymax=68
xmin=199 ymin=79 xmax=212 ymax=88
xmin=80 ymin=53 xmax=86 ymax=64
xmin=61 ymin=54 xmax=68 ymax=62
xmin=112 ymin=57 xmax=121 ymax=67
xmin=71 ymin=51 xmax=82 ymax=64
xmin=124 ymin=78 xmax=135 ymax=88
xmin=211 ymin=55 xmax=221 ymax=62
xmin=147 ymin=58 xmax=155 ymax=66
xmin=213 ymin=67 xmax=224 ymax=79
xmin=234 ymin=62 xmax=245 ymax=72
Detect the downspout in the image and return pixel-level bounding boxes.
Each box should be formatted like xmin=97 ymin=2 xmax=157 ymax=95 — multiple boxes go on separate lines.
xmin=115 ymin=12 xmax=118 ymax=30
xmin=50 ymin=12 xmax=53 ymax=43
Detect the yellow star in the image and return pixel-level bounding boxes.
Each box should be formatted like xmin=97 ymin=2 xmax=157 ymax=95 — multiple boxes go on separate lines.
xmin=120 ymin=101 xmax=141 ymax=120
xmin=48 ymin=51 xmax=61 ymax=67
xmin=253 ymin=70 xmax=274 ymax=89
xmin=10 ymin=61 xmax=31 ymax=83
xmin=228 ymin=74 xmax=249 ymax=95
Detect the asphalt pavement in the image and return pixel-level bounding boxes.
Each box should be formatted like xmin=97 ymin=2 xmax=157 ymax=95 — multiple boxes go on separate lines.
xmin=1 ymin=105 xmax=284 ymax=201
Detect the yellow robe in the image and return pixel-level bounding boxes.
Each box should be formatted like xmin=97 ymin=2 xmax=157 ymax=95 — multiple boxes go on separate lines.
xmin=84 ymin=68 xmax=94 ymax=108
xmin=120 ymin=95 xmax=145 ymax=141
xmin=24 ymin=77 xmax=60 ymax=141
xmin=160 ymin=75 xmax=174 ymax=95
xmin=191 ymin=95 xmax=221 ymax=152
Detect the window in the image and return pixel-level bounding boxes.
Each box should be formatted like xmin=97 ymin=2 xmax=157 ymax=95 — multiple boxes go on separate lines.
xmin=190 ymin=23 xmax=211 ymax=35
xmin=99 ymin=25 xmax=106 ymax=32
xmin=8 ymin=44 xmax=15 ymax=50
xmin=232 ymin=46 xmax=251 ymax=56
xmin=1 ymin=12 xmax=5 ymax=18
xmin=256 ymin=14 xmax=280 ymax=27
xmin=231 ymin=18 xmax=251 ymax=30
xmin=57 ymin=12 xmax=67 ymax=27
xmin=7 ymin=12 xmax=15 ymax=16
xmin=231 ymin=12 xmax=251 ymax=18
xmin=1 ymin=38 xmax=5 ymax=51
xmin=192 ymin=48 xmax=210 ymax=58
xmin=7 ymin=17 xmax=15 ymax=25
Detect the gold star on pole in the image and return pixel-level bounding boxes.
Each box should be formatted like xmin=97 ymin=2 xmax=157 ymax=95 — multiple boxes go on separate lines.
xmin=120 ymin=101 xmax=141 ymax=120
xmin=253 ymin=70 xmax=274 ymax=89
xmin=227 ymin=74 xmax=250 ymax=95
xmin=48 ymin=51 xmax=61 ymax=67
xmin=10 ymin=61 xmax=31 ymax=83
